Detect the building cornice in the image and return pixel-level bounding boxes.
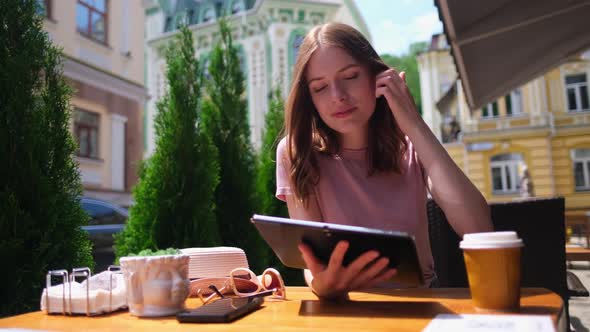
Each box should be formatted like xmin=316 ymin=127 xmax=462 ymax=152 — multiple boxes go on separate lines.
xmin=147 ymin=0 xmax=265 ymax=46
xmin=461 ymin=127 xmax=551 ymax=142
xmin=63 ymin=55 xmax=149 ymax=103
xmin=146 ymin=0 xmax=340 ymax=48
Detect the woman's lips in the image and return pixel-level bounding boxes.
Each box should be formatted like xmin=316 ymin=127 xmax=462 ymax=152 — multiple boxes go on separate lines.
xmin=333 ymin=107 xmax=355 ymax=118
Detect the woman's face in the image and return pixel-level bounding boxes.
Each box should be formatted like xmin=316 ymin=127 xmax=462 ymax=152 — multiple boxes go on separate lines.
xmin=305 ymin=46 xmax=376 ymax=141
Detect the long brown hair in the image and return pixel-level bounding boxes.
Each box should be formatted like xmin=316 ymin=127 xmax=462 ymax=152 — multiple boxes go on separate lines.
xmin=284 ymin=23 xmax=408 ymax=204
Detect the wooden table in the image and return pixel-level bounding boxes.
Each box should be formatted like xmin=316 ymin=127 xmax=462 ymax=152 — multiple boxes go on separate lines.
xmin=566 ymin=246 xmax=590 ymax=262
xmin=0 ymin=287 xmax=565 ymax=332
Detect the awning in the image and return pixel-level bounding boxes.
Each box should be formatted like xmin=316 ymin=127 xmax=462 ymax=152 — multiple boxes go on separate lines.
xmin=435 ymin=0 xmax=590 ymax=110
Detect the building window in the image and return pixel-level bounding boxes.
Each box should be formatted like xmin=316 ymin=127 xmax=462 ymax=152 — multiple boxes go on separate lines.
xmin=237 ymin=49 xmax=247 ymax=76
xmin=76 ymin=0 xmax=107 ymax=43
xmin=482 ymin=101 xmax=499 ymax=118
xmin=490 ymin=153 xmax=524 ymax=194
xmin=506 ymin=89 xmax=523 ymax=116
xmin=201 ymin=56 xmax=211 ymax=80
xmin=187 ymin=9 xmax=196 ymax=25
xmin=572 ymin=148 xmax=590 ymax=191
xmin=74 ymin=109 xmax=100 ymax=159
xmin=175 ymin=12 xmax=189 ymax=28
xmin=292 ymin=34 xmax=304 ymax=61
xmin=36 ymin=0 xmax=51 ymax=19
xmin=441 ymin=114 xmax=460 ymax=143
xmin=164 ymin=16 xmax=173 ymax=32
xmin=565 ymin=74 xmax=589 ymax=112
xmin=202 ymin=7 xmax=215 ymax=23
xmin=231 ymin=0 xmax=244 ymax=14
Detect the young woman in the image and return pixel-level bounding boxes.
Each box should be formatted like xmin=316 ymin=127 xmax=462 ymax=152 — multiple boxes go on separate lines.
xmin=275 ymin=23 xmax=492 ymax=300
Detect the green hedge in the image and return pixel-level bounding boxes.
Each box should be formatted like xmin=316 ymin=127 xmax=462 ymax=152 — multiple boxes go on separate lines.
xmin=0 ymin=0 xmax=94 ymax=316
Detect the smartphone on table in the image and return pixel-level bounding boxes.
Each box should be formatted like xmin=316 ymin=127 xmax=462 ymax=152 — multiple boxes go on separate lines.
xmin=176 ymin=296 xmax=265 ymax=323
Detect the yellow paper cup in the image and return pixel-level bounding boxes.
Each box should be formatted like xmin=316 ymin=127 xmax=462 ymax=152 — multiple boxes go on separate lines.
xmin=460 ymin=231 xmax=523 ymax=312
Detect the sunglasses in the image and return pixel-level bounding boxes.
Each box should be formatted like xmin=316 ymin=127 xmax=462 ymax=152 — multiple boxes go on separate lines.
xmin=196 ymin=267 xmax=286 ymax=304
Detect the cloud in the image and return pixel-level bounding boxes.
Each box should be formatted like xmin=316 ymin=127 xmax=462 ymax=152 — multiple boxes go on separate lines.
xmin=373 ymin=12 xmax=442 ymax=55
xmin=374 ymin=20 xmax=408 ymax=56
xmin=411 ymin=12 xmax=441 ymax=41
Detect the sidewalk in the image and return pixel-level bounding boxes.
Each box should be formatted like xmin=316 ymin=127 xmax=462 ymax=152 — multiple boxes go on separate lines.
xmin=569 ymin=264 xmax=590 ymax=332
xmin=567 ymin=236 xmax=590 ymax=332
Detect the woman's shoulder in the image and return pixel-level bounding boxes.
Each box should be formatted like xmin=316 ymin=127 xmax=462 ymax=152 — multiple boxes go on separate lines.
xmin=277 ymin=136 xmax=324 ymax=157
xmin=277 ymin=135 xmax=286 ymax=146
xmin=277 ymin=136 xmax=288 ymax=156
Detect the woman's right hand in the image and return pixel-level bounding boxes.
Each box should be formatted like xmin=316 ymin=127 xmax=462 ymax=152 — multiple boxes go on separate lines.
xmin=298 ymin=241 xmax=397 ymax=300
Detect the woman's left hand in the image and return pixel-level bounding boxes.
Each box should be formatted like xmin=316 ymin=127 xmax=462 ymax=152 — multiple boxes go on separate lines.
xmin=375 ymin=69 xmax=421 ymax=132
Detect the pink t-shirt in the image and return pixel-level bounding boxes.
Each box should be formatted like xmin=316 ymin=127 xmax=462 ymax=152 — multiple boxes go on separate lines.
xmin=275 ymin=137 xmax=435 ymax=285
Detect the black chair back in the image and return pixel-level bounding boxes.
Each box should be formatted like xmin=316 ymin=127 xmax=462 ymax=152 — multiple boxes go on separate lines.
xmin=427 ymin=197 xmax=568 ymax=303
xmin=426 ymin=199 xmax=467 ymax=287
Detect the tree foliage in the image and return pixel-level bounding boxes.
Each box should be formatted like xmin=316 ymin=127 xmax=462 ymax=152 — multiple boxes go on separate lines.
xmin=256 ymin=86 xmax=304 ymax=285
xmin=0 ymin=0 xmax=93 ymax=316
xmin=256 ymin=87 xmax=288 ymax=219
xmin=202 ymin=18 xmax=268 ymax=271
xmin=115 ymin=26 xmax=221 ymax=258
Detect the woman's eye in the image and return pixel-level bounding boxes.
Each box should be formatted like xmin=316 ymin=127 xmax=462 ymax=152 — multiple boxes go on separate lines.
xmin=344 ymin=73 xmax=359 ymax=80
xmin=313 ymin=86 xmax=327 ymax=93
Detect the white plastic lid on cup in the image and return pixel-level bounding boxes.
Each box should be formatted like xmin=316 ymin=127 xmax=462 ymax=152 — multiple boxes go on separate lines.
xmin=459 ymin=231 xmax=524 ymax=249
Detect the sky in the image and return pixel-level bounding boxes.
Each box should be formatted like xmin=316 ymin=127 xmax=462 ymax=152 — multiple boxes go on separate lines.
xmin=355 ymin=0 xmax=443 ymax=56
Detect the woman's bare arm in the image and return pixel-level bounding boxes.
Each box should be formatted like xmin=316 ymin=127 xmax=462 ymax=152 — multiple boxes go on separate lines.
xmin=376 ymin=69 xmax=492 ymax=236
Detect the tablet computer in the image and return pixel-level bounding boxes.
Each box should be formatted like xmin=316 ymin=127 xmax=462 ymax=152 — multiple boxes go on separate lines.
xmin=251 ymin=214 xmax=424 ymax=287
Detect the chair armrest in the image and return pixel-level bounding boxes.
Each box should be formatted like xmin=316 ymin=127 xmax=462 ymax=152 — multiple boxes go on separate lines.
xmin=567 ymin=270 xmax=589 ymax=297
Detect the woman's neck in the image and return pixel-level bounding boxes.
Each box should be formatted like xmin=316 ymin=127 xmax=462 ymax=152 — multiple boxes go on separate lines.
xmin=339 ymin=128 xmax=368 ymax=150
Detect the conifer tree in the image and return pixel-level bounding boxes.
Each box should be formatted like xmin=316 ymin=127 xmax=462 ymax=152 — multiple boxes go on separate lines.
xmin=0 ymin=0 xmax=93 ymax=315
xmin=256 ymin=87 xmax=288 ymax=219
xmin=256 ymin=87 xmax=304 ymax=285
xmin=115 ymin=26 xmax=220 ymax=258
xmin=202 ymin=18 xmax=267 ymax=271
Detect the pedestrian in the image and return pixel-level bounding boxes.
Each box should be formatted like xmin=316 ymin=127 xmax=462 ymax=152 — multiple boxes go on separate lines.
xmin=520 ymin=166 xmax=535 ymax=198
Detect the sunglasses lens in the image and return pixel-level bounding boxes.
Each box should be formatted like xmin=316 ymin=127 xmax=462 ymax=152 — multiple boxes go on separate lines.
xmin=262 ymin=272 xmax=280 ymax=290
xmin=232 ymin=272 xmax=253 ymax=281
xmin=233 ymin=279 xmax=259 ymax=293
xmin=230 ymin=269 xmax=260 ymax=295
xmin=273 ymin=287 xmax=285 ymax=298
xmin=262 ymin=270 xmax=285 ymax=299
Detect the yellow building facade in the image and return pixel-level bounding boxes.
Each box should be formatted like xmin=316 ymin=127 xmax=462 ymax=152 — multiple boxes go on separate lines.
xmin=40 ymin=0 xmax=148 ymax=206
xmin=418 ymin=34 xmax=590 ymax=216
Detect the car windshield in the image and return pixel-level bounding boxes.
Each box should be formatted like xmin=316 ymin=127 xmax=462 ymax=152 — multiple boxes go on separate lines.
xmin=82 ymin=198 xmax=128 ymax=225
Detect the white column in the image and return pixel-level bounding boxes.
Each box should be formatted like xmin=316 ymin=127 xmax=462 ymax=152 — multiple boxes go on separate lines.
xmin=537 ymin=76 xmax=548 ymax=113
xmin=256 ymin=47 xmax=267 ymax=149
xmin=531 ymin=78 xmax=541 ymax=114
xmin=111 ymin=114 xmax=128 ymax=191
xmin=431 ymin=55 xmax=442 ymax=140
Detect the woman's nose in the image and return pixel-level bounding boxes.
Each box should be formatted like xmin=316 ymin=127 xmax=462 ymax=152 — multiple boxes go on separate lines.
xmin=330 ymin=81 xmax=348 ymax=102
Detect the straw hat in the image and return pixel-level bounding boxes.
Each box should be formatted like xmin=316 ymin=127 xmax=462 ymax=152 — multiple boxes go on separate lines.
xmin=179 ymin=247 xmax=250 ymax=297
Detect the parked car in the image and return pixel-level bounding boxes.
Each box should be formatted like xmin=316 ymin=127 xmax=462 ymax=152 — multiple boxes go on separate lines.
xmin=80 ymin=197 xmax=128 ymax=271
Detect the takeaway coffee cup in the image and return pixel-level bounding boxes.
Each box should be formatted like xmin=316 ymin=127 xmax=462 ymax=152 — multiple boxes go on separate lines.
xmin=460 ymin=231 xmax=524 ymax=312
